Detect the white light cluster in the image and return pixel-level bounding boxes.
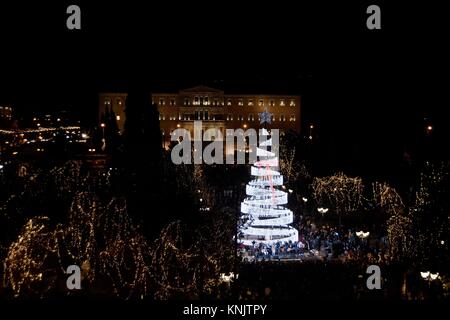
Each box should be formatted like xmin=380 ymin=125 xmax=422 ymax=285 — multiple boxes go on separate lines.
xmin=239 ymin=129 xmax=298 ymax=245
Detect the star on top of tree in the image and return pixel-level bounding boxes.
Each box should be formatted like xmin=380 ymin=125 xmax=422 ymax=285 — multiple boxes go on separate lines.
xmin=259 ymin=109 xmax=273 ymax=124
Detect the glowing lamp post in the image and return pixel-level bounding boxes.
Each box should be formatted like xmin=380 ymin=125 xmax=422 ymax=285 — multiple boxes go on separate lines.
xmin=420 ymin=271 xmax=439 ymax=282
xmin=100 ymin=123 xmax=106 ymax=151
xmin=421 ymin=271 xmax=440 ymax=294
xmin=356 ymin=231 xmax=370 ymax=239
xmin=100 ymin=123 xmax=106 ymax=136
xmin=317 ymin=207 xmax=329 ymax=214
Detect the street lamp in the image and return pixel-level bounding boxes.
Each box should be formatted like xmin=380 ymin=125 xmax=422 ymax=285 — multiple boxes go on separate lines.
xmin=100 ymin=123 xmax=106 ymax=151
xmin=421 ymin=271 xmax=440 ymax=294
xmin=421 ymin=271 xmax=439 ymax=281
xmin=309 ymin=124 xmax=314 ymax=140
xmin=356 ymin=231 xmax=370 ymax=239
xmin=162 ymin=131 xmax=165 ymax=149
xmin=317 ymin=207 xmax=329 ymax=214
xmin=100 ymin=123 xmax=106 ymax=137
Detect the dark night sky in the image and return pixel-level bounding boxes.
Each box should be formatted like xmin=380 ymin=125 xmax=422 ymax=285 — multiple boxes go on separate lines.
xmin=0 ymin=1 xmax=448 ymax=177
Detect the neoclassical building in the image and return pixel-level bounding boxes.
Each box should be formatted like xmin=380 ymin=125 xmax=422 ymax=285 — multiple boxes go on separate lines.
xmin=99 ymin=85 xmax=300 ymax=148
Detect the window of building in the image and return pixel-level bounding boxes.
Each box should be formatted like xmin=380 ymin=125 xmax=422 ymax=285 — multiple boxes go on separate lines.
xmin=116 ymin=99 xmax=122 ymax=105
xmin=105 ymin=99 xmax=111 ymax=106
xmin=289 ymin=114 xmax=296 ymax=122
xmin=159 ymin=98 xmax=165 ymax=106
xmin=169 ymin=114 xmax=177 ymax=120
xmin=280 ymin=114 xmax=285 ymax=121
xmin=238 ymin=99 xmax=243 ymax=106
xmin=227 ymin=99 xmax=232 ymax=106
xmin=204 ymin=97 xmax=209 ymax=106
xmin=184 ymin=98 xmax=190 ymax=106
xmin=159 ymin=114 xmax=165 ymax=121
xmin=179 ymin=114 xmax=182 ymax=121
xmin=269 ymin=99 xmax=274 ymax=107
xmin=280 ymin=99 xmax=285 ymax=107
xmin=204 ymin=111 xmax=209 ymax=120
xmin=271 ymin=115 xmax=275 ymax=122
xmin=290 ymin=99 xmax=295 ymax=107
xmin=170 ymin=99 xmax=176 ymax=106
xmin=248 ymin=99 xmax=254 ymax=106
xmin=227 ymin=114 xmax=233 ymax=121
xmin=239 ymin=115 xmax=244 ymax=121
xmin=258 ymin=99 xmax=264 ymax=106
xmin=116 ymin=115 xmax=121 ymax=121
xmin=248 ymin=113 xmax=254 ymax=121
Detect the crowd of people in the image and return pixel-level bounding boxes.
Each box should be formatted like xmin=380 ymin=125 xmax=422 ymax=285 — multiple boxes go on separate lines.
xmin=241 ymin=220 xmax=389 ymax=264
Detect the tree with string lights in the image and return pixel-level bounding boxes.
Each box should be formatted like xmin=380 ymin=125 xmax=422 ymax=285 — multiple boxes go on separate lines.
xmin=312 ymin=172 xmax=364 ymax=225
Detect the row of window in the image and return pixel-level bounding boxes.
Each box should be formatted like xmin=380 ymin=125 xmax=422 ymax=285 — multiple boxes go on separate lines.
xmin=104 ymin=99 xmax=123 ymax=106
xmin=159 ymin=114 xmax=297 ymax=122
xmin=104 ymin=97 xmax=297 ymax=108
xmin=155 ymin=98 xmax=296 ymax=107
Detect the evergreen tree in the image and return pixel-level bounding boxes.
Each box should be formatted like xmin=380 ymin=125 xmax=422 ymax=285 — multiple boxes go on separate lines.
xmin=122 ymin=90 xmax=163 ymax=237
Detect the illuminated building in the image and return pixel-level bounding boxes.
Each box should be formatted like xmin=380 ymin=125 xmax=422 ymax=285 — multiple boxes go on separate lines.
xmin=99 ymin=85 xmax=301 ymax=148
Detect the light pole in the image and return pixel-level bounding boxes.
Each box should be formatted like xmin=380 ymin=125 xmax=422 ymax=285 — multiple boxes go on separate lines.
xmin=356 ymin=231 xmax=370 ymax=239
xmin=420 ymin=271 xmax=439 ymax=296
xmin=100 ymin=123 xmax=106 ymax=152
xmin=317 ymin=207 xmax=329 ymax=214
xmin=420 ymin=271 xmax=439 ymax=283
xmin=100 ymin=123 xmax=105 ymax=138
xmin=162 ymin=131 xmax=165 ymax=149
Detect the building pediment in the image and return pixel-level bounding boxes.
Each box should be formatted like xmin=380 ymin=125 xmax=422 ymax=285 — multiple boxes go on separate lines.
xmin=179 ymin=85 xmax=224 ymax=95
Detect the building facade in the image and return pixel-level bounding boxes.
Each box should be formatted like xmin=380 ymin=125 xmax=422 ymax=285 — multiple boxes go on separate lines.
xmin=99 ymin=85 xmax=300 ymax=148
xmin=0 ymin=105 xmax=12 ymax=120
xmin=0 ymin=105 xmax=13 ymax=129
xmin=98 ymin=93 xmax=128 ymax=132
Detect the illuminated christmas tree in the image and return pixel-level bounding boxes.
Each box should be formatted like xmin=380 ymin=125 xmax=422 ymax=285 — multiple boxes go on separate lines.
xmin=238 ymin=127 xmax=298 ymax=245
